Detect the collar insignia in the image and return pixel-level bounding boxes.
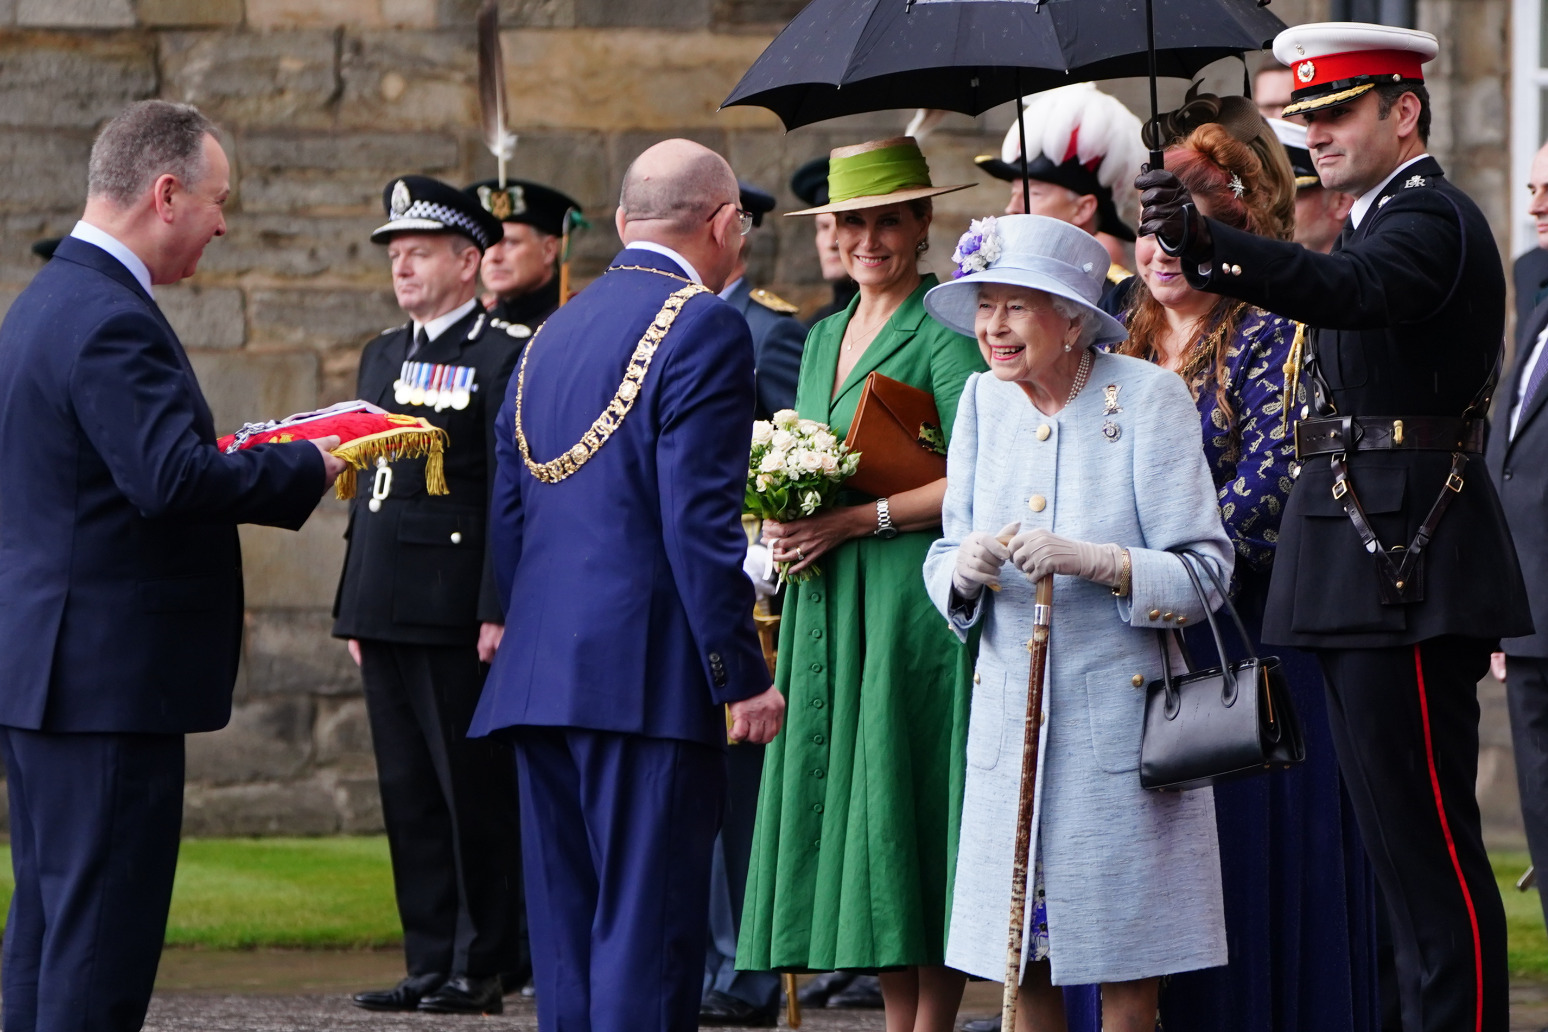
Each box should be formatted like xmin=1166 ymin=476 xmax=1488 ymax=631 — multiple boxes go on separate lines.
xmin=1378 ymin=195 xmax=1392 ymax=207
xmin=1403 ymin=175 xmax=1426 ymax=188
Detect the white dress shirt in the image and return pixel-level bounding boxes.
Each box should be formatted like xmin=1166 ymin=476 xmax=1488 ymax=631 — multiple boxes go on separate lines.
xmin=1511 ymin=322 xmax=1548 ymax=439
xmin=624 ymin=240 xmax=702 ymax=284
xmin=70 ymin=220 xmax=154 ymax=298
xmin=411 ymin=297 xmax=479 ymax=344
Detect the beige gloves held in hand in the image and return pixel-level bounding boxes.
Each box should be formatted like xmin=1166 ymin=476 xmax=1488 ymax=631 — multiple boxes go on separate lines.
xmin=1006 ymin=527 xmax=1127 ymax=589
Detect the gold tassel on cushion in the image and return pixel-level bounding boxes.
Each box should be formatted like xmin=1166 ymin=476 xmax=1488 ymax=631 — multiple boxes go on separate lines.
xmin=423 ymin=435 xmax=448 ymax=495
xmin=329 ymin=419 xmax=451 ymax=499
xmin=335 ymin=465 xmax=357 ymax=501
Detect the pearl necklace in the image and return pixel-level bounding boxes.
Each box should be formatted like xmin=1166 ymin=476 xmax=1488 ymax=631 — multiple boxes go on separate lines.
xmin=1066 ymin=348 xmax=1092 ymax=406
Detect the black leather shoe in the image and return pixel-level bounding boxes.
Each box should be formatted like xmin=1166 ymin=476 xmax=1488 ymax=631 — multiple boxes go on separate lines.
xmin=352 ymin=973 xmax=445 ymax=1011
xmin=962 ymin=1016 xmax=1002 ymax=1032
xmin=827 ymin=974 xmax=884 ymax=1008
xmin=699 ymin=989 xmax=778 ymax=1027
xmin=797 ymin=970 xmax=855 ymax=1006
xmin=418 ymin=974 xmax=505 ymax=1014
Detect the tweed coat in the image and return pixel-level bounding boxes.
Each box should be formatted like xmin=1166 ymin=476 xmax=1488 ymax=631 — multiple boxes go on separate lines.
xmin=923 ymin=353 xmax=1233 ymax=985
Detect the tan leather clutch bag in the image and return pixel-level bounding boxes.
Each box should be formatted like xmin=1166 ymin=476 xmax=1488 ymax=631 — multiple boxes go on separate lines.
xmin=842 ymin=372 xmax=947 ymax=497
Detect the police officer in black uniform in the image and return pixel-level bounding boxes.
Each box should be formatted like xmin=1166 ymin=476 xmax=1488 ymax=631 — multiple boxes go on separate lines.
xmin=719 ymin=181 xmax=806 ymax=420
xmin=1138 ymin=24 xmax=1529 ymax=1032
xmin=336 ymin=175 xmax=526 ymax=1016
xmin=465 ymin=178 xmax=581 ymax=332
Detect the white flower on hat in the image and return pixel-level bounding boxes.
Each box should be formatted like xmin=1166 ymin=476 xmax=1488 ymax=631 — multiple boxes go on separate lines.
xmin=952 ymin=216 xmax=1002 ymax=278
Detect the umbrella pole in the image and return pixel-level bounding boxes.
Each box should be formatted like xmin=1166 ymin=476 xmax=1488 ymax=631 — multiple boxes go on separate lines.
xmin=1145 ymin=0 xmax=1164 ymax=169
xmin=1015 ymin=71 xmax=1031 ymax=214
xmin=1000 ymin=575 xmax=1054 ymax=1032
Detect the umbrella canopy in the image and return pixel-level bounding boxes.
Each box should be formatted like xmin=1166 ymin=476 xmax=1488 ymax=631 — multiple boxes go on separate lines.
xmin=722 ymin=0 xmax=1285 ymax=131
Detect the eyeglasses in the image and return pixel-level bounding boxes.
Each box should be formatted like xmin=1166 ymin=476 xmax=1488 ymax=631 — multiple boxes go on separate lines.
xmin=709 ymin=201 xmax=755 ymax=236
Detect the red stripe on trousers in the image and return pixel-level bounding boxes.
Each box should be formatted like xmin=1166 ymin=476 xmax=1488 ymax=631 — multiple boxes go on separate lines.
xmin=1413 ymin=644 xmax=1484 ymax=1032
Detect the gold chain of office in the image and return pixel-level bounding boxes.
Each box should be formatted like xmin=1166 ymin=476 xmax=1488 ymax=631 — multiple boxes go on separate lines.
xmin=513 ymin=280 xmax=708 ymax=483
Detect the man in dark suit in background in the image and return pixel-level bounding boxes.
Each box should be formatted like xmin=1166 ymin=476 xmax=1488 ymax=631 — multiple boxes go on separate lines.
xmin=699 ymin=179 xmax=804 ymax=1028
xmin=335 ymin=176 xmax=525 ymax=1016
xmin=0 ymin=100 xmax=341 ymax=1031
xmin=471 ymin=138 xmax=785 ymax=1032
xmin=1489 ymin=139 xmax=1548 ymax=938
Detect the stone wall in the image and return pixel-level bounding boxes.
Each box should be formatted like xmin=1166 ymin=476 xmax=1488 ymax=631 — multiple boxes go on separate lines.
xmin=0 ymin=0 xmax=1526 ymax=843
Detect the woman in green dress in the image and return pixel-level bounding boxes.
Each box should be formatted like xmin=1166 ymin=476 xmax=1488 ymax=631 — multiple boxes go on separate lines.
xmin=737 ymin=137 xmax=987 ymax=1032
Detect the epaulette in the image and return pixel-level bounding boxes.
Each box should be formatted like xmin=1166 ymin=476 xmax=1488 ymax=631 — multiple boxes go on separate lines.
xmin=1106 ymin=265 xmax=1134 ymax=285
xmin=750 ymin=287 xmax=799 ymax=315
xmin=489 ymin=317 xmax=533 ymax=339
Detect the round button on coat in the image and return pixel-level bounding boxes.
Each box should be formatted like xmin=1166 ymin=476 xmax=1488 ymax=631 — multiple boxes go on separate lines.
xmin=450 ymin=531 xmax=462 ymax=544
xmin=1028 ymin=495 xmax=1047 ymax=512
xmin=1037 ymin=424 xmax=1051 ymax=441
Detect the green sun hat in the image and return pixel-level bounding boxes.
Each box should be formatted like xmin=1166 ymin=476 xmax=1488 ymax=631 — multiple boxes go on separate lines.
xmin=785 ymin=136 xmax=972 ymax=216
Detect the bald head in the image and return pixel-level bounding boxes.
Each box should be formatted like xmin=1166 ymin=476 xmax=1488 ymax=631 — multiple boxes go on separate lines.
xmin=618 ymin=139 xmax=738 ymax=238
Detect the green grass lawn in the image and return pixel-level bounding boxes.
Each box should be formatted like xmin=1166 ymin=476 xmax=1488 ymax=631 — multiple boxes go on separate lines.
xmin=0 ymin=838 xmax=1537 ymax=972
xmin=0 ymin=837 xmax=402 ymax=949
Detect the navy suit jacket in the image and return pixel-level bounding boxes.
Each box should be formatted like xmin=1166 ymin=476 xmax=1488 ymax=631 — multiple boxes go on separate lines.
xmin=0 ymin=237 xmax=324 ymax=733
xmin=471 ymin=248 xmax=770 ymax=748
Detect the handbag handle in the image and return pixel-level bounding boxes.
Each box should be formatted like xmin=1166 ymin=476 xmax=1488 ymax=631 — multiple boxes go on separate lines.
xmin=1153 ymin=550 xmax=1248 ymax=713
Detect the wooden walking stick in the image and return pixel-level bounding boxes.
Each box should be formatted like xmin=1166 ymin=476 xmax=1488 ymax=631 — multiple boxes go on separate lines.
xmin=1001 ymin=575 xmax=1054 ymax=1032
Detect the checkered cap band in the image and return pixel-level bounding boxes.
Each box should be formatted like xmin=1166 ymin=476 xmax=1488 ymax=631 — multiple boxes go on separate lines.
xmin=392 ymin=200 xmax=493 ymax=249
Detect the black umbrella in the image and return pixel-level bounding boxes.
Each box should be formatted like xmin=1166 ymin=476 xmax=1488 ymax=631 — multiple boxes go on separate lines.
xmin=723 ymin=0 xmax=1284 ymax=179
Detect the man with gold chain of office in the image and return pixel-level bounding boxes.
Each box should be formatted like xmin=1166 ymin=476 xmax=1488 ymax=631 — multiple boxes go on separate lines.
xmin=1138 ymin=23 xmax=1529 ymax=1032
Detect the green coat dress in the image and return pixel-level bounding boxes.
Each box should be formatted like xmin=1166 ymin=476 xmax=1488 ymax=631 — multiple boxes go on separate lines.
xmin=737 ymin=275 xmax=987 ymax=970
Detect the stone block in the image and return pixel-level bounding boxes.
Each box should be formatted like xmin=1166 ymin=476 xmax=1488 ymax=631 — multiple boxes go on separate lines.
xmin=196 ymin=214 xmax=385 ymax=280
xmin=182 ymin=779 xmax=340 ymax=836
xmin=575 ymin=0 xmax=708 ymax=28
xmin=187 ymin=349 xmax=319 ymax=433
xmin=338 ymin=30 xmax=479 ymax=130
xmin=0 ymin=0 xmax=13 ymax=24
xmin=16 ymin=0 xmax=132 ymax=27
xmin=328 ymin=773 xmax=384 ymax=833
xmin=0 ymin=131 xmax=92 ymax=214
xmin=238 ymin=506 xmax=350 ymax=611
xmin=495 ymin=29 xmax=780 ymax=130
xmin=237 ymin=131 xmax=460 ymax=213
xmin=159 ymin=30 xmax=341 ymax=130
xmin=315 ymin=697 xmax=373 ymax=764
xmin=711 ymin=0 xmax=806 ymax=27
xmin=137 ymin=0 xmax=244 ymax=26
xmin=248 ymin=287 xmax=401 ymax=353
xmin=159 ymin=285 xmax=245 ymax=349
xmin=248 ymin=0 xmax=437 ymax=29
xmin=0 ymin=33 xmax=155 ymax=129
xmin=187 ymin=696 xmax=316 ymax=785
xmin=241 ymin=604 xmax=359 ymax=698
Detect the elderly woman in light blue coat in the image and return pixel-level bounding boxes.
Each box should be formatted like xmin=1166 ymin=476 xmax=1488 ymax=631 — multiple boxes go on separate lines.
xmin=921 ymin=215 xmax=1232 ymax=1032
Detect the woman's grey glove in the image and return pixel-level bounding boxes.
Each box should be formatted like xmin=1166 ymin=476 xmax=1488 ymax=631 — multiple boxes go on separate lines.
xmin=1007 ymin=528 xmax=1126 ymax=587
xmin=952 ymin=523 xmax=1018 ymax=599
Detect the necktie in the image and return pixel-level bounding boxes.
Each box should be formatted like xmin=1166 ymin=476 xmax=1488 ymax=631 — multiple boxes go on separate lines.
xmin=408 ymin=326 xmax=428 ymax=360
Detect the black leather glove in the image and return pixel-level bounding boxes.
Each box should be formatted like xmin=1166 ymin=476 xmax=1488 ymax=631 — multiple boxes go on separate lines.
xmin=1136 ymin=166 xmax=1213 ymax=261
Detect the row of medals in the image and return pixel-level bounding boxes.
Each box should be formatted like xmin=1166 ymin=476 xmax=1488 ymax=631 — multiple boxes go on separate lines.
xmin=394 ymin=361 xmax=476 ymax=411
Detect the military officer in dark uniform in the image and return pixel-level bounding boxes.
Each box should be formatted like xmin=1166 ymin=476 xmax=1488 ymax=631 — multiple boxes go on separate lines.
xmin=974 ymin=83 xmax=1144 ymax=315
xmin=719 ymin=181 xmax=805 ymax=420
xmin=1138 ymin=24 xmax=1530 ymax=1032
xmin=335 ymin=175 xmax=525 ymax=1016
xmin=790 ymin=158 xmax=857 ymax=329
xmin=465 ymin=178 xmax=581 ymax=332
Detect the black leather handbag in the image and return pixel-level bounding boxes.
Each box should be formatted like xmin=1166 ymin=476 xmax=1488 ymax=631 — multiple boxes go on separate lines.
xmin=1138 ymin=550 xmax=1306 ymax=792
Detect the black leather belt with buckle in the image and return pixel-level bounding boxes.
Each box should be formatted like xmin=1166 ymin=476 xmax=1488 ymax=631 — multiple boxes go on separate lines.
xmin=1294 ymin=415 xmax=1483 ymax=460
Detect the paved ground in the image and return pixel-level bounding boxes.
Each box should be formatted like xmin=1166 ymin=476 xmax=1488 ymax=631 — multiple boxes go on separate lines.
xmin=139 ymin=951 xmax=1548 ymax=1031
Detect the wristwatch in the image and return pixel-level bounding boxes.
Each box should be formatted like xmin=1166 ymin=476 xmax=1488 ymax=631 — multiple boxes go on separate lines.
xmin=874 ymin=497 xmax=898 ymax=539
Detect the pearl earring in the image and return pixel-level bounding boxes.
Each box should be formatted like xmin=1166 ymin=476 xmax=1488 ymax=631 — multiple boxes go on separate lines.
xmin=1064 ymin=342 xmax=1074 ymax=352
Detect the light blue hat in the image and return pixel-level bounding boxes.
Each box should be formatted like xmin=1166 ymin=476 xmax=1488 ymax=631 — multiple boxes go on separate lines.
xmin=924 ymin=214 xmax=1127 ymax=347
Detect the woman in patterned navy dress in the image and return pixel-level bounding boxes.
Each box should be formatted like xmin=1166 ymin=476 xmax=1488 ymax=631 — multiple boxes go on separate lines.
xmin=1094 ymin=121 xmax=1380 ymax=1032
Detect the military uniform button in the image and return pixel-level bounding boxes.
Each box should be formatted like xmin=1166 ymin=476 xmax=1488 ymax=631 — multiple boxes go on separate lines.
xmin=368 ymin=498 xmax=382 ymax=512
xmin=1148 ymin=609 xmax=1161 ymax=620
xmin=1504 ymin=469 xmax=1513 ymax=480
xmin=1163 ymin=612 xmax=1174 ymax=622
xmin=1037 ymin=424 xmax=1051 ymax=441
xmin=1176 ymin=615 xmax=1187 ymax=625
xmin=1028 ymin=494 xmax=1047 ymax=512
xmin=450 ymin=531 xmax=462 ymax=544
xmin=1131 ymin=674 xmax=1145 ymax=687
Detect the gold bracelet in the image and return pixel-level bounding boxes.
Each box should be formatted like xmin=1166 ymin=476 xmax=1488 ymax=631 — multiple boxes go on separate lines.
xmin=1111 ymin=547 xmax=1132 ymax=598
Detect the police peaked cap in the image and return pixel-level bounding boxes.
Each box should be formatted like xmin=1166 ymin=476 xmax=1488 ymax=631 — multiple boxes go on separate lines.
xmin=372 ymin=175 xmax=504 ymax=251
xmin=464 ymin=179 xmax=582 ymax=237
xmin=739 ymin=180 xmax=776 ymax=228
xmin=790 ymin=157 xmax=831 ymax=209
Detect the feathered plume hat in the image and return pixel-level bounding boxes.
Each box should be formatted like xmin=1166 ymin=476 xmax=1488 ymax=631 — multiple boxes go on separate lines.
xmin=974 ymin=83 xmax=1146 ymax=242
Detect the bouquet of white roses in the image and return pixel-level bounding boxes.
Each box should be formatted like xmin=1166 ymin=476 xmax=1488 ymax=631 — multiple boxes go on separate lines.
xmin=745 ymin=409 xmax=860 ymax=583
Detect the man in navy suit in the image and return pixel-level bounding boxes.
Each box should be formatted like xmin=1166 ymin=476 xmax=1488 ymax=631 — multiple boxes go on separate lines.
xmin=1490 ymin=139 xmax=1548 ymax=936
xmin=0 ymin=100 xmax=342 ymax=1031
xmin=470 ymin=138 xmax=786 ymax=1032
